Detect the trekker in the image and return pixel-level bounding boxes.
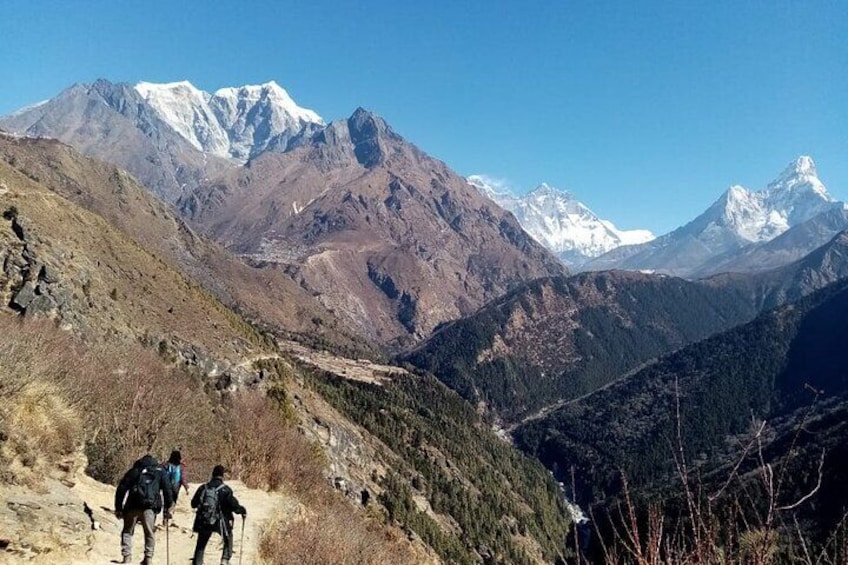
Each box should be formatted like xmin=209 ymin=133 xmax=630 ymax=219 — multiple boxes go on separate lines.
xmin=163 ymin=449 xmax=190 ymax=502
xmin=191 ymin=465 xmax=247 ymax=565
xmin=114 ymin=453 xmax=175 ymax=565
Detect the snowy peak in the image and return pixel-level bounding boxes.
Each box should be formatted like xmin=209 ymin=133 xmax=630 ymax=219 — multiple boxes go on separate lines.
xmin=707 ymin=156 xmax=835 ymax=243
xmin=767 ymin=155 xmax=832 ymax=206
xmin=585 ymin=155 xmax=843 ymax=277
xmin=133 ymin=80 xmax=323 ymax=162
xmin=135 ymin=80 xmax=229 ymax=156
xmin=469 ymin=176 xmax=654 ymax=265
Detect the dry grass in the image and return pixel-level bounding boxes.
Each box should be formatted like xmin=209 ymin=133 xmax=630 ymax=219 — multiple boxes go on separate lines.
xmin=222 ymin=390 xmax=325 ymax=495
xmin=0 ymin=316 xmax=83 ymax=486
xmin=260 ymin=497 xmax=420 ymax=565
xmin=0 ymin=379 xmax=81 ymax=486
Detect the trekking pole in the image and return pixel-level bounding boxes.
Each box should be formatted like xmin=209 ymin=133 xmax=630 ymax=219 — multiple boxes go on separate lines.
xmin=165 ymin=514 xmax=171 ymax=565
xmin=238 ymin=515 xmax=246 ymax=565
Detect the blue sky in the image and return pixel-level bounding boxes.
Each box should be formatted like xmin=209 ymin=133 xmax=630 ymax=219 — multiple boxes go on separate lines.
xmin=1 ymin=0 xmax=845 ymax=234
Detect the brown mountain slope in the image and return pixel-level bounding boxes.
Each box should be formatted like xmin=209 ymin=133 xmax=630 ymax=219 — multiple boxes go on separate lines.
xmin=0 ymin=152 xmax=263 ymax=363
xmin=180 ymin=108 xmax=566 ymax=346
xmin=0 ymin=134 xmax=364 ymax=351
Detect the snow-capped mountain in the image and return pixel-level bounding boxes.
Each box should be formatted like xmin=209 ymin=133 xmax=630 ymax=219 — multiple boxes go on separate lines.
xmin=134 ymin=80 xmax=323 ymax=162
xmin=0 ymin=78 xmax=324 ymax=202
xmin=586 ymin=156 xmax=841 ymax=276
xmin=468 ymin=175 xmax=654 ymax=266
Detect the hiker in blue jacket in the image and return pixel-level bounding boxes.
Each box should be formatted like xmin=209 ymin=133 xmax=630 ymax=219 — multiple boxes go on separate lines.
xmin=114 ymin=454 xmax=175 ymax=565
xmin=163 ymin=449 xmax=190 ymax=502
xmin=191 ymin=465 xmax=247 ymax=565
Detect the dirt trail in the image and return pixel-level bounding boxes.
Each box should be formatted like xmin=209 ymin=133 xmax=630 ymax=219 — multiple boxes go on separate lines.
xmin=64 ymin=475 xmax=299 ymax=565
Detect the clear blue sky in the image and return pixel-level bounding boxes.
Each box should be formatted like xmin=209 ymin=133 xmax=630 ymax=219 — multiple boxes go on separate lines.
xmin=1 ymin=0 xmax=845 ymax=234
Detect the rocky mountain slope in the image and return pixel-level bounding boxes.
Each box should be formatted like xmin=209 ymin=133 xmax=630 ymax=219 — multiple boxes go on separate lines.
xmin=705 ymin=228 xmax=848 ymax=312
xmin=0 ymin=131 xmax=572 ymax=565
xmin=0 ymin=79 xmax=234 ymax=203
xmin=0 ymin=134 xmax=359 ymax=350
xmin=0 ymin=138 xmax=269 ymax=366
xmin=586 ymin=156 xmax=842 ymax=276
xmin=469 ymin=176 xmax=654 ymax=266
xmin=407 ymin=229 xmax=848 ymax=424
xmin=180 ymin=108 xmax=567 ymax=346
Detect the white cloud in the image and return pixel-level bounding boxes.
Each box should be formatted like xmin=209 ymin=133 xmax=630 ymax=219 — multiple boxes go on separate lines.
xmin=467 ymin=174 xmax=518 ymax=195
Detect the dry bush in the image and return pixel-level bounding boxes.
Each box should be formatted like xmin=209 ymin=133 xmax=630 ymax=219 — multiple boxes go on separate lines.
xmin=0 ymin=379 xmax=82 ymax=486
xmin=222 ymin=391 xmax=325 ymax=495
xmin=260 ymin=497 xmax=419 ymax=565
xmin=0 ymin=314 xmax=226 ymax=484
xmin=0 ymin=316 xmax=84 ymax=485
xmin=593 ymin=383 xmax=845 ymax=565
xmin=61 ymin=345 xmax=226 ymax=483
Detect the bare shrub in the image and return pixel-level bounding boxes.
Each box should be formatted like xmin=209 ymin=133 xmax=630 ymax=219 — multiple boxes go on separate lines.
xmin=222 ymin=391 xmax=324 ymax=495
xmin=0 ymin=314 xmax=225 ymax=484
xmin=594 ymin=381 xmax=842 ymax=565
xmin=62 ymin=345 xmax=225 ymax=483
xmin=260 ymin=497 xmax=419 ymax=565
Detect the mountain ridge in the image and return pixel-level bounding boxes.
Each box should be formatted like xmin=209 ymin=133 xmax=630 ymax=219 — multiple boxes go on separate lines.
xmin=469 ymin=175 xmax=654 ymax=266
xmin=180 ymin=108 xmax=567 ymax=346
xmin=585 ymin=156 xmax=842 ymax=276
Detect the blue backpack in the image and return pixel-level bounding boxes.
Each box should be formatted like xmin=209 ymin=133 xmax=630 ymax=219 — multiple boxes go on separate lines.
xmin=166 ymin=463 xmax=182 ymax=491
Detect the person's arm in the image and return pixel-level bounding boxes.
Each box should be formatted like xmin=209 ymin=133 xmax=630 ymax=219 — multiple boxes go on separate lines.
xmin=180 ymin=463 xmax=190 ymax=493
xmin=225 ymin=488 xmax=247 ymax=517
xmin=114 ymin=470 xmax=134 ymax=514
xmin=190 ymin=484 xmax=204 ymax=509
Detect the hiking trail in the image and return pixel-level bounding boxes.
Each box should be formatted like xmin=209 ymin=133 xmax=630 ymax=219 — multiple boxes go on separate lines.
xmin=0 ymin=472 xmax=299 ymax=564
xmin=70 ymin=474 xmax=298 ymax=565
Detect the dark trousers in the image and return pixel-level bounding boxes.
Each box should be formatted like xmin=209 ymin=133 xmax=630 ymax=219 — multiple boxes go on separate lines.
xmin=192 ymin=525 xmax=233 ymax=564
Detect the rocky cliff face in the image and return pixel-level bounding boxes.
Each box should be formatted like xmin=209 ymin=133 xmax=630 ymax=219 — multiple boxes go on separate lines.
xmin=181 ymin=108 xmax=567 ymax=346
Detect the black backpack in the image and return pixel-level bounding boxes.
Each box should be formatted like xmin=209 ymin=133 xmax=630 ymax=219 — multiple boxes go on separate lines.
xmin=198 ymin=483 xmax=225 ymax=526
xmin=130 ymin=465 xmax=160 ymax=509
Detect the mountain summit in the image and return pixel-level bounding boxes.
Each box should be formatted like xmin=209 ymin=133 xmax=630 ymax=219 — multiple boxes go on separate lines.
xmin=586 ymin=156 xmax=840 ymax=276
xmin=180 ymin=109 xmax=566 ymax=345
xmin=469 ymin=176 xmax=654 ymax=266
xmin=0 ymin=78 xmax=321 ymax=202
xmin=135 ymin=80 xmax=323 ymax=162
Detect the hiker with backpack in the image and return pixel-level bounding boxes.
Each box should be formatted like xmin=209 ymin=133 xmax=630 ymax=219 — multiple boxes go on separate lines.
xmin=163 ymin=449 xmax=190 ymax=502
xmin=114 ymin=454 xmax=176 ymax=565
xmin=191 ymin=464 xmax=247 ymax=565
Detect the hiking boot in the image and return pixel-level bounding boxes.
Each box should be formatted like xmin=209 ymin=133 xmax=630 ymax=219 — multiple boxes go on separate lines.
xmin=221 ymin=560 xmax=230 ymax=565
xmin=121 ymin=558 xmax=132 ymax=564
xmin=139 ymin=558 xmax=152 ymax=565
